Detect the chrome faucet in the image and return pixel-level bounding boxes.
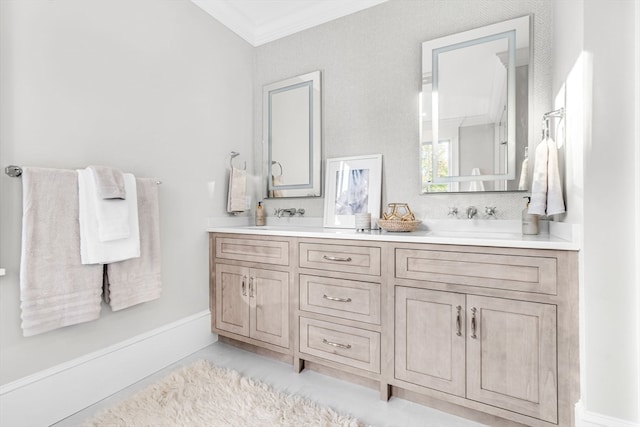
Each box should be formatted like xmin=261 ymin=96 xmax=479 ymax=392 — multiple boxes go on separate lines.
xmin=275 ymin=208 xmax=305 ymax=218
xmin=466 ymin=206 xmax=478 ymax=219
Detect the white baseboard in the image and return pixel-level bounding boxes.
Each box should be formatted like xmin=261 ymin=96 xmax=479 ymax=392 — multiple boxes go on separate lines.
xmin=576 ymin=401 xmax=640 ymax=427
xmin=0 ymin=310 xmax=216 ymax=427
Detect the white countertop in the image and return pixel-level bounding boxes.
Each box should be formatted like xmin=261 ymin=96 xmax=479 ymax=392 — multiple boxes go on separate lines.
xmin=206 ymin=218 xmax=580 ymax=251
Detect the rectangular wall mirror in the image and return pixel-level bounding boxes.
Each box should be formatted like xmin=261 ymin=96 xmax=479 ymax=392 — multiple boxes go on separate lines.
xmin=421 ymin=15 xmax=531 ymax=193
xmin=263 ymin=71 xmax=322 ymax=198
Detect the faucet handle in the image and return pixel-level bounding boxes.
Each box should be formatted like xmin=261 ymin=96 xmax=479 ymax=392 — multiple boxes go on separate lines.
xmin=448 ymin=207 xmax=458 ymax=217
xmin=296 ymin=208 xmax=305 ymax=216
xmin=485 ymin=206 xmax=497 ymax=218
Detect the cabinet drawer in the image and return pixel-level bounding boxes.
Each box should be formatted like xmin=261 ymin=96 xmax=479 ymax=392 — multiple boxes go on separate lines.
xmin=216 ymin=237 xmax=289 ymax=266
xmin=299 ymin=275 xmax=380 ymax=324
xmin=299 ymin=317 xmax=380 ymax=373
xmin=299 ymin=242 xmax=381 ymax=276
xmin=396 ymin=249 xmax=557 ymax=295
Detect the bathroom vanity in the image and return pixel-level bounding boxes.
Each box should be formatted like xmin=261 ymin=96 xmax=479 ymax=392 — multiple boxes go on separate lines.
xmin=208 ymin=226 xmax=579 ymax=427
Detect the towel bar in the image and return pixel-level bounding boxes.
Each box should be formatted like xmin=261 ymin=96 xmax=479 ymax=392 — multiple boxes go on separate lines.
xmin=4 ymin=165 xmax=161 ymax=184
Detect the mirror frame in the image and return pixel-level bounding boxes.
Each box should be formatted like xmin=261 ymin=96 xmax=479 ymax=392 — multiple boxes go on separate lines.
xmin=421 ymin=15 xmax=531 ymax=192
xmin=263 ymin=70 xmax=322 ymax=198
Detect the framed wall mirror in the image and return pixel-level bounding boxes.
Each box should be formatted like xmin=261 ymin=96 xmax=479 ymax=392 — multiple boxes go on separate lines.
xmin=263 ymin=71 xmax=322 ymax=198
xmin=420 ymin=15 xmax=531 ymax=193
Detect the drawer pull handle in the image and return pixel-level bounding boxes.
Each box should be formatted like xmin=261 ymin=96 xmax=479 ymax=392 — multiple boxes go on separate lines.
xmin=456 ymin=305 xmax=462 ymax=336
xmin=323 ymin=255 xmax=352 ymax=262
xmin=470 ymin=307 xmax=478 ymax=339
xmin=323 ymin=294 xmax=352 ymax=303
xmin=322 ymin=338 xmax=352 ymax=350
xmin=241 ymin=276 xmax=247 ymax=296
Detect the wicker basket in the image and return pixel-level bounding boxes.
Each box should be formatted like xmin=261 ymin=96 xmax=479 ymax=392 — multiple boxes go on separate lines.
xmin=377 ymin=219 xmax=421 ymax=232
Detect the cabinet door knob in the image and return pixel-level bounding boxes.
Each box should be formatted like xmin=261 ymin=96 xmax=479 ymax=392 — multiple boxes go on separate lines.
xmin=323 ymin=294 xmax=352 ymax=303
xmin=322 ymin=338 xmax=352 ymax=350
xmin=470 ymin=307 xmax=478 ymax=339
xmin=322 ymin=255 xmax=352 ymax=262
xmin=456 ymin=305 xmax=462 ymax=336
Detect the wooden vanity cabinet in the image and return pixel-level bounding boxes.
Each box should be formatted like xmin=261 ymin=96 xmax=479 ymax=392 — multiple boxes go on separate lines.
xmin=209 ymin=233 xmax=579 ymax=427
xmin=395 ymin=287 xmax=558 ymax=424
xmin=296 ymin=239 xmax=384 ymax=382
xmin=210 ymin=234 xmax=292 ymax=352
xmin=392 ymin=244 xmax=577 ymax=427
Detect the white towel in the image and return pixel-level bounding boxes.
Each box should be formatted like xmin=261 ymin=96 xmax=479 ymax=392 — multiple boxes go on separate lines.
xmin=546 ymin=136 xmax=566 ymax=215
xmin=88 ymin=165 xmax=126 ymax=199
xmin=78 ymin=169 xmax=140 ymax=264
xmin=19 ymin=167 xmax=103 ymax=337
xmin=468 ymin=167 xmax=485 ymax=192
xmin=86 ymin=167 xmax=131 ymax=241
xmin=529 ymin=136 xmax=566 ymax=215
xmin=227 ymin=167 xmax=246 ymax=213
xmin=105 ymin=178 xmax=162 ymax=311
xmin=518 ymin=156 xmax=529 ymax=191
xmin=271 ymin=174 xmax=284 ymax=198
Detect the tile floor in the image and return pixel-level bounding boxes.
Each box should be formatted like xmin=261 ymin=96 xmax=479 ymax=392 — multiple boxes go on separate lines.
xmin=54 ymin=341 xmax=487 ymax=427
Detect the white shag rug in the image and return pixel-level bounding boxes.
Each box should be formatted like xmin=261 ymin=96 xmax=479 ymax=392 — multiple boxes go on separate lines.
xmin=83 ymin=359 xmax=362 ymax=427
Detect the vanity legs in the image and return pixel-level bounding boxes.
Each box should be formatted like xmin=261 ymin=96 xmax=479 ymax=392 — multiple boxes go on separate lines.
xmin=293 ymin=357 xmax=304 ymax=373
xmin=380 ymin=383 xmax=391 ymax=401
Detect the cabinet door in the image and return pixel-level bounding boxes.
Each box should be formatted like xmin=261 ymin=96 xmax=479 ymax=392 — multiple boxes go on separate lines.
xmin=466 ymin=295 xmax=558 ymax=424
xmin=215 ymin=264 xmax=250 ymax=337
xmin=249 ymin=268 xmax=290 ymax=348
xmin=395 ymin=287 xmax=466 ymax=397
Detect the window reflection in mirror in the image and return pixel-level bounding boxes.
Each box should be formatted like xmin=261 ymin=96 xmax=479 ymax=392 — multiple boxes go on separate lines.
xmin=420 ymin=15 xmax=531 ymax=193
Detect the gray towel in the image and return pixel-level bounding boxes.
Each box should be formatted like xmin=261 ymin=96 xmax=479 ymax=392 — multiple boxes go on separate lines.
xmin=88 ymin=165 xmax=126 ymax=200
xmin=105 ymin=178 xmax=162 ymax=311
xmin=19 ymin=167 xmax=103 ymax=337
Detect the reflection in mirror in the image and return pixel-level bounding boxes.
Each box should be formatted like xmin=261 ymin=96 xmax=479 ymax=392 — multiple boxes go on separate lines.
xmin=263 ymin=71 xmax=322 ymax=198
xmin=421 ymin=16 xmax=531 ymax=193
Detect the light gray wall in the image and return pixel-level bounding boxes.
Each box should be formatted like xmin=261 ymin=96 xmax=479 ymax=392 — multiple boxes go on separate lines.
xmin=582 ymin=0 xmax=638 ymax=421
xmin=553 ymin=0 xmax=639 ymax=423
xmin=0 ymin=0 xmax=253 ymax=383
xmin=254 ymin=0 xmax=554 ymax=221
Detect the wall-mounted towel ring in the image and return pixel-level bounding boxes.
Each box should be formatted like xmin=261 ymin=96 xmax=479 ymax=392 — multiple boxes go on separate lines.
xmin=271 ymin=160 xmax=283 ymax=177
xmin=229 ymin=151 xmax=246 ymax=170
xmin=542 ymin=107 xmax=565 ymax=139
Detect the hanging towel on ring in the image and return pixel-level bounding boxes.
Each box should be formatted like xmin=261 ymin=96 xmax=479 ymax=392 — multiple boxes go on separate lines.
xmin=529 ymin=136 xmax=565 ymax=215
xmin=226 ymin=167 xmax=246 ymax=213
xmin=19 ymin=167 xmax=103 ymax=337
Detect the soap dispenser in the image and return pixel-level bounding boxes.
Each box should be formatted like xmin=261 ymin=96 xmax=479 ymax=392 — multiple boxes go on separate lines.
xmin=522 ymin=196 xmax=539 ymax=235
xmin=255 ymin=201 xmax=265 ymax=226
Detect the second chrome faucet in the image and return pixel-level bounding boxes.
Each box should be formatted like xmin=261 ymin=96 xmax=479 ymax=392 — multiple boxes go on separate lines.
xmin=274 ymin=208 xmax=305 ymax=218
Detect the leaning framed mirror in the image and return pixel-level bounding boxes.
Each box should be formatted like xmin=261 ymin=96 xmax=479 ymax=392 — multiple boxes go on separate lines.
xmin=263 ymin=71 xmax=322 ymax=198
xmin=421 ymin=15 xmax=531 ymax=193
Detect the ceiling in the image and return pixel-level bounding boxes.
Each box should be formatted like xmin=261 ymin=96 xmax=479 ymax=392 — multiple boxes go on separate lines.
xmin=191 ymin=0 xmax=388 ymax=46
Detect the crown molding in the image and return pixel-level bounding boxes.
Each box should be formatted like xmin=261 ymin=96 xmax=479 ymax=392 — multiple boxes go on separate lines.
xmin=191 ymin=0 xmax=388 ymax=47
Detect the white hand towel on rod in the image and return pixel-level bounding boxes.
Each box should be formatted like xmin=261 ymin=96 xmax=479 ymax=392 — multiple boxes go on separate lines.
xmin=86 ymin=166 xmax=131 ymax=241
xmin=78 ymin=169 xmax=140 ymax=264
xmin=88 ymin=165 xmax=126 ymax=200
xmin=227 ymin=167 xmax=247 ymax=213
